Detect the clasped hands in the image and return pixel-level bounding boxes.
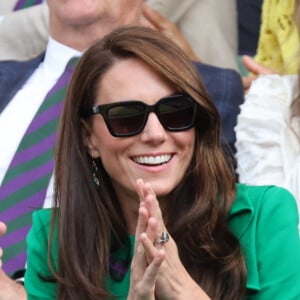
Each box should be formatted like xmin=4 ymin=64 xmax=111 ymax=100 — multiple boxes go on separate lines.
xmin=127 ymin=179 xmax=210 ymax=300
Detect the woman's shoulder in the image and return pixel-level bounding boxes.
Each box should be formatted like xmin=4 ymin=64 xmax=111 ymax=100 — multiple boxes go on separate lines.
xmin=33 ymin=208 xmax=52 ymax=219
xmin=229 ymin=184 xmax=299 ymax=242
xmin=27 ymin=209 xmax=58 ymax=259
xmin=231 ymin=184 xmax=299 ymax=227
xmin=235 ymin=183 xmax=297 ymax=210
xmin=31 ymin=208 xmax=53 ymax=233
xmin=230 ymin=184 xmax=300 ymax=296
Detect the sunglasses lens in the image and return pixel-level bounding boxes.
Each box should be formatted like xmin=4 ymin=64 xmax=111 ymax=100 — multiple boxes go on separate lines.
xmin=158 ymin=96 xmax=195 ymax=130
xmin=107 ymin=103 xmax=145 ymax=136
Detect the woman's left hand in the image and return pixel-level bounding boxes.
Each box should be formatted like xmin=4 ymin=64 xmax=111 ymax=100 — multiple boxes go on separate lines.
xmin=135 ymin=179 xmax=210 ymax=300
xmin=242 ymin=55 xmax=277 ymax=92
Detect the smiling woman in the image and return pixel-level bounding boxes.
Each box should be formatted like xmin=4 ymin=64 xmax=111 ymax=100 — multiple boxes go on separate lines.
xmin=24 ymin=26 xmax=300 ymax=300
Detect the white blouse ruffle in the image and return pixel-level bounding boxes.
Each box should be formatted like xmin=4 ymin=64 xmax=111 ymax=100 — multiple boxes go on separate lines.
xmin=235 ymin=74 xmax=300 ymax=217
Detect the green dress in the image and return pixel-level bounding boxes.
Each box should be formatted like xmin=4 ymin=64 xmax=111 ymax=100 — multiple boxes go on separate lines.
xmin=25 ymin=184 xmax=300 ymax=299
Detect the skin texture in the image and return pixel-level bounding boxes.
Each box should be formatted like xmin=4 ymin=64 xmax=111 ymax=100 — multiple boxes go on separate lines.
xmin=47 ymin=0 xmax=143 ymax=51
xmin=83 ymin=57 xmax=210 ymax=299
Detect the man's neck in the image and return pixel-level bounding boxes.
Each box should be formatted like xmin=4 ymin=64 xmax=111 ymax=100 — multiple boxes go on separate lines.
xmin=49 ymin=12 xmax=142 ymax=52
xmin=49 ymin=24 xmax=107 ymax=52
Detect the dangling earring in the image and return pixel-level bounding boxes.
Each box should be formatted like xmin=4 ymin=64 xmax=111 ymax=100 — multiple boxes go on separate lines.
xmin=92 ymin=159 xmax=100 ymax=187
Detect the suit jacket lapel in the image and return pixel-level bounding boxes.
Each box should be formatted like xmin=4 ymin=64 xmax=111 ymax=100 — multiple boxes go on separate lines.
xmin=0 ymin=53 xmax=45 ymax=113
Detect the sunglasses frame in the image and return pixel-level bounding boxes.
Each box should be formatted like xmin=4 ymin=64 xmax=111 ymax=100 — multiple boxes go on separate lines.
xmin=85 ymin=94 xmax=198 ymax=137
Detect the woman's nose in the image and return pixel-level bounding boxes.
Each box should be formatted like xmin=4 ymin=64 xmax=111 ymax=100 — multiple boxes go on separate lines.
xmin=140 ymin=112 xmax=167 ymax=143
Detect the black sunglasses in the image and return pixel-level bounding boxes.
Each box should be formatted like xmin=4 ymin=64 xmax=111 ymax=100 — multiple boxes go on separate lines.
xmin=85 ymin=94 xmax=198 ymax=137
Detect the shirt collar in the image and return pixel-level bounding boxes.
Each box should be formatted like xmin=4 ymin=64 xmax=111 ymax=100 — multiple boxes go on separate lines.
xmin=228 ymin=183 xmax=260 ymax=292
xmin=43 ymin=36 xmax=82 ymax=79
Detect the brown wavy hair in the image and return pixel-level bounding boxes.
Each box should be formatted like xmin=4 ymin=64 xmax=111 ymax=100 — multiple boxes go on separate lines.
xmin=50 ymin=26 xmax=246 ymax=299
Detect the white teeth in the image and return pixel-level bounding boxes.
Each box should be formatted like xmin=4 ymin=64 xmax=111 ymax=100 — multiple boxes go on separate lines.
xmin=133 ymin=155 xmax=172 ymax=165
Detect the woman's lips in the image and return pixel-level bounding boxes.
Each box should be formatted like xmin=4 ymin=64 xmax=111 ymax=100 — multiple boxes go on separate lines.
xmin=132 ymin=154 xmax=172 ymax=166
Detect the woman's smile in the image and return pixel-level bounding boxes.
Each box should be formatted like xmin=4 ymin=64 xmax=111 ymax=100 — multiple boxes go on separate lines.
xmin=131 ymin=153 xmax=173 ymax=166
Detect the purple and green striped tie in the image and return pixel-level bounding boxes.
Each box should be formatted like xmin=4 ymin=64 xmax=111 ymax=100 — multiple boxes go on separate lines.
xmin=0 ymin=57 xmax=78 ymax=276
xmin=13 ymin=0 xmax=43 ymax=11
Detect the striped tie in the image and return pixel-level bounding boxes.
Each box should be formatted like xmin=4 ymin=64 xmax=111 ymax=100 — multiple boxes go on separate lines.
xmin=13 ymin=0 xmax=43 ymax=11
xmin=0 ymin=57 xmax=78 ymax=276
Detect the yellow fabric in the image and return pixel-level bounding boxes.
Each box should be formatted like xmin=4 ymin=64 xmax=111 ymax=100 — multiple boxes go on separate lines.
xmin=255 ymin=0 xmax=300 ymax=74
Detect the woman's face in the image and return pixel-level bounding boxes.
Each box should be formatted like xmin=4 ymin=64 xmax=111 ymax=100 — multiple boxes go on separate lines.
xmin=84 ymin=58 xmax=195 ymax=201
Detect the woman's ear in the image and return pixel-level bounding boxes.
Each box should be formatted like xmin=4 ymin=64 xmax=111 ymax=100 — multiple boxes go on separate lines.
xmin=80 ymin=119 xmax=101 ymax=158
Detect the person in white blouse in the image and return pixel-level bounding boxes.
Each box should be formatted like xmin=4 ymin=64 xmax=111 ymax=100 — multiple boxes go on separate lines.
xmin=235 ymin=0 xmax=300 ymax=220
xmin=235 ymin=75 xmax=300 ymax=217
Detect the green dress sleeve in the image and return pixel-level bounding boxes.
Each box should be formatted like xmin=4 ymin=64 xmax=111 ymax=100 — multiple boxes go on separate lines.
xmin=245 ymin=186 xmax=300 ymax=299
xmin=24 ymin=209 xmax=57 ymax=300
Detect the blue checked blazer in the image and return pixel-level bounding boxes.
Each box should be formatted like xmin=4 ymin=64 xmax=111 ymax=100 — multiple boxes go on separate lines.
xmin=0 ymin=54 xmax=244 ymax=153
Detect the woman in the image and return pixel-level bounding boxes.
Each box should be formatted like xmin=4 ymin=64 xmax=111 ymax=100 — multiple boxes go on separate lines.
xmin=24 ymin=26 xmax=300 ymax=299
xmin=235 ymin=0 xmax=300 ymax=217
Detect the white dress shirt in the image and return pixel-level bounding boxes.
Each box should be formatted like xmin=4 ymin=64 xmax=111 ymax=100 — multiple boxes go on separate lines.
xmin=235 ymin=74 xmax=300 ymax=218
xmin=0 ymin=37 xmax=81 ymax=208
